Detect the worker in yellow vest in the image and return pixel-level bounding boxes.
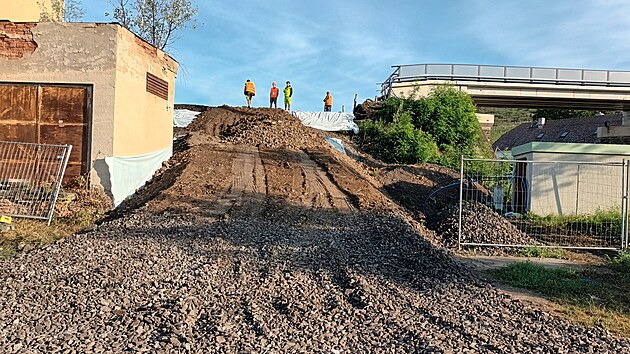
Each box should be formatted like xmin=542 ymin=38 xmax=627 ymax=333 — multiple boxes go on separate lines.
xmin=244 ymin=79 xmax=256 ymax=108
xmin=323 ymin=91 xmax=333 ymax=112
xmin=269 ymin=82 xmax=279 ymax=108
xmin=284 ymin=81 xmax=293 ymax=111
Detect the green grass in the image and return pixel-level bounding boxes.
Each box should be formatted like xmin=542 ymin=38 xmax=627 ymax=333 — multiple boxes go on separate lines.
xmin=520 ymin=246 xmax=568 ymax=259
xmin=489 ymin=261 xmax=630 ymax=338
xmin=489 ymin=262 xmax=585 ymax=298
xmin=526 ymin=208 xmax=622 ymax=237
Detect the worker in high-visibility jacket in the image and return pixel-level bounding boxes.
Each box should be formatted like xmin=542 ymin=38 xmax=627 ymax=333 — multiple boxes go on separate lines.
xmin=244 ymin=79 xmax=256 ymax=108
xmin=269 ymin=82 xmax=279 ymax=109
xmin=284 ymin=81 xmax=293 ymax=111
xmin=323 ymin=91 xmax=333 ymax=112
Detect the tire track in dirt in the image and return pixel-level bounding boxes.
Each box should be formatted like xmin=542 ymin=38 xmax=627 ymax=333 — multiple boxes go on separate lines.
xmin=205 ymin=145 xmax=267 ymax=218
xmin=299 ymin=152 xmax=353 ymax=211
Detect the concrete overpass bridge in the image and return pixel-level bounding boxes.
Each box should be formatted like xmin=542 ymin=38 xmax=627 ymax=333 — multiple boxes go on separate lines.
xmin=381 ymin=63 xmax=630 ymax=111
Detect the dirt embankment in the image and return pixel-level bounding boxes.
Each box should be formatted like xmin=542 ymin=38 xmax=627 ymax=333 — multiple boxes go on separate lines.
xmin=1 ymin=106 xmax=627 ymax=352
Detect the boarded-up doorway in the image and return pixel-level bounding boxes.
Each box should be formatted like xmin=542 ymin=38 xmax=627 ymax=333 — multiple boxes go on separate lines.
xmin=0 ymin=83 xmax=92 ymax=182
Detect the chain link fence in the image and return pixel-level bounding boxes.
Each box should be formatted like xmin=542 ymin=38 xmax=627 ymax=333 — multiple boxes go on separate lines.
xmin=0 ymin=141 xmax=72 ymax=225
xmin=458 ymin=158 xmax=628 ymax=250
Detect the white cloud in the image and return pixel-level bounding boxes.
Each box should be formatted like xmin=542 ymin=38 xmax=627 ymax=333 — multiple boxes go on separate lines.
xmin=468 ymin=0 xmax=630 ymax=69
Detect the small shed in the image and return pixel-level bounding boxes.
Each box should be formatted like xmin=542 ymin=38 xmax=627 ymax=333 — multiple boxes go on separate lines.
xmin=0 ymin=21 xmax=178 ymax=205
xmin=511 ymin=142 xmax=630 ymax=215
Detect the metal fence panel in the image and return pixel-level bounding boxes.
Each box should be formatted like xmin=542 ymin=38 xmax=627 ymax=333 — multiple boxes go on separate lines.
xmin=458 ymin=158 xmax=628 ymax=250
xmin=0 ymin=141 xmax=72 ymax=225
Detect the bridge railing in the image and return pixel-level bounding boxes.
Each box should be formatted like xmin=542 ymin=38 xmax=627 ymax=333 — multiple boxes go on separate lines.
xmin=381 ymin=63 xmax=630 ymax=96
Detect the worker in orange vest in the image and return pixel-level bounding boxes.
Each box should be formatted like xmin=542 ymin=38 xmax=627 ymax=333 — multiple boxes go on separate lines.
xmin=269 ymin=82 xmax=279 ymax=108
xmin=323 ymin=91 xmax=333 ymax=112
xmin=244 ymin=79 xmax=256 ymax=108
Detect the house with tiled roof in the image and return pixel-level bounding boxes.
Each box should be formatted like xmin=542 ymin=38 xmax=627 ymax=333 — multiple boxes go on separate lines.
xmin=493 ymin=114 xmax=623 ymax=153
xmin=491 ymin=114 xmax=630 ymax=216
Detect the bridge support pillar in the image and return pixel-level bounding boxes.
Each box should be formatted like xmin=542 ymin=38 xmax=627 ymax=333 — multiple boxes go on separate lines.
xmin=623 ymin=111 xmax=629 ymax=126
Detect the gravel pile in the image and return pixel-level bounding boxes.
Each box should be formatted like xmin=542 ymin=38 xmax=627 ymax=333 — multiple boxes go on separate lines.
xmin=1 ymin=204 xmax=627 ymax=352
xmin=220 ymin=109 xmax=325 ymax=150
xmin=429 ymin=201 xmax=541 ymax=248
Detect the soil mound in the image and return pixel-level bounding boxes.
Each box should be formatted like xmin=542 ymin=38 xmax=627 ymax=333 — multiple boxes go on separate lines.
xmin=188 ymin=106 xmax=325 ymax=150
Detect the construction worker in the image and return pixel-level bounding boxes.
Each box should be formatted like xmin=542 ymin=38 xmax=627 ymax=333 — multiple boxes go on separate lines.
xmin=244 ymin=79 xmax=256 ymax=108
xmin=323 ymin=91 xmax=333 ymax=112
xmin=284 ymin=81 xmax=293 ymax=111
xmin=269 ymin=82 xmax=279 ymax=108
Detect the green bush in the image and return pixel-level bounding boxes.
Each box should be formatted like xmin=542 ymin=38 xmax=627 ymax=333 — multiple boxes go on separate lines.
xmin=362 ymin=85 xmax=485 ymax=167
xmin=371 ymin=97 xmax=402 ymax=123
xmin=357 ymin=119 xmax=386 ymax=149
xmin=357 ymin=113 xmax=437 ymax=164
xmin=414 ymin=85 xmax=481 ymax=150
xmin=381 ymin=113 xmax=437 ymax=164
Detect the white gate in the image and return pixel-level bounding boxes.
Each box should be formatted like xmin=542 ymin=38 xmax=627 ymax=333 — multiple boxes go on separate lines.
xmin=0 ymin=141 xmax=72 ymax=225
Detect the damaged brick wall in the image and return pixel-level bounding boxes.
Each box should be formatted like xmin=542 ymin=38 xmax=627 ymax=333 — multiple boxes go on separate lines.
xmin=0 ymin=23 xmax=38 ymax=59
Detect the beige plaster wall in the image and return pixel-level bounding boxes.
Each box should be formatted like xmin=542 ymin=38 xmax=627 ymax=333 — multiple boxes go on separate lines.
xmin=0 ymin=22 xmax=118 ymax=187
xmin=112 ymin=27 xmax=178 ymax=156
xmin=0 ymin=0 xmax=55 ymax=22
xmin=514 ymin=152 xmax=625 ymax=215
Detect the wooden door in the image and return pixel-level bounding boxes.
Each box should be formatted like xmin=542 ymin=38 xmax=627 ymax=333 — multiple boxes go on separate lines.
xmin=0 ymin=85 xmax=37 ymax=142
xmin=38 ymin=86 xmax=90 ymax=181
xmin=0 ymin=83 xmax=91 ymax=183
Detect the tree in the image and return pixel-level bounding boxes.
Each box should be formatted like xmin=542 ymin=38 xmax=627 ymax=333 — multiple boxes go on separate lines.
xmin=39 ymin=0 xmax=85 ymax=22
xmin=65 ymin=0 xmax=85 ymax=21
xmin=108 ymin=0 xmax=198 ymax=50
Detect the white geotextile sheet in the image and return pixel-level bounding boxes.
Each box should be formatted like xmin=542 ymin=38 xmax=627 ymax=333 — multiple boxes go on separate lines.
xmin=174 ymin=109 xmax=201 ymax=127
xmin=292 ymin=111 xmax=359 ymax=134
xmin=105 ymin=146 xmax=172 ymax=206
xmin=325 ymin=138 xmax=347 ymax=155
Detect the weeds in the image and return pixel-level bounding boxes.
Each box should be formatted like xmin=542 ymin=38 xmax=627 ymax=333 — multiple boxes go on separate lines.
xmin=607 ymin=251 xmax=630 ymax=273
xmin=525 ymin=208 xmax=622 ymax=237
xmin=0 ymin=185 xmax=110 ymax=259
xmin=520 ymin=246 xmax=568 ymax=259
xmin=489 ymin=261 xmax=630 ymax=338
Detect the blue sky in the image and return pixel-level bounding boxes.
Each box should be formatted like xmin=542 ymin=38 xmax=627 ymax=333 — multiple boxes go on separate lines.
xmin=81 ymin=0 xmax=630 ymax=112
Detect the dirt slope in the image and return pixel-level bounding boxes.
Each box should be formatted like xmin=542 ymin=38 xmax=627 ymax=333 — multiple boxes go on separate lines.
xmin=0 ymin=106 xmax=628 ymax=352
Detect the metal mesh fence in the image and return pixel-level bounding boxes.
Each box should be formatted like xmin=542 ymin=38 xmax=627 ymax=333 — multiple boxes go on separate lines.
xmin=0 ymin=141 xmax=72 ymax=225
xmin=458 ymin=158 xmax=628 ymax=250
